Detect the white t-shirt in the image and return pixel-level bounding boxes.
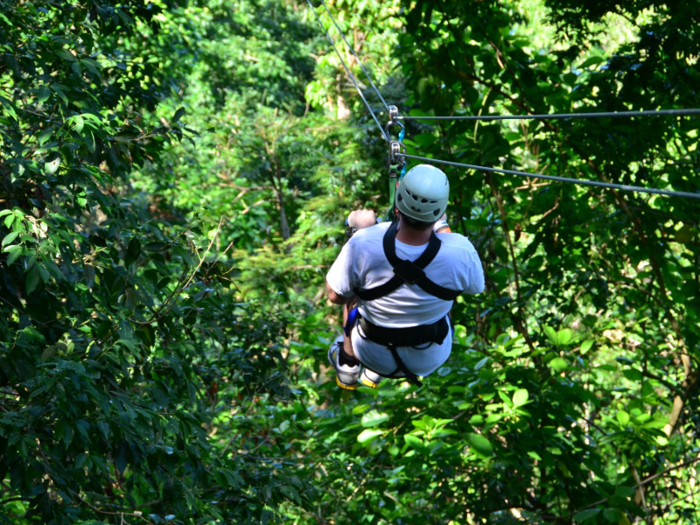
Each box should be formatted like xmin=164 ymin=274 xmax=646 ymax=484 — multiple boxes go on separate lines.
xmin=326 ymin=222 xmax=484 ymax=377
xmin=327 ymin=222 xmax=484 ymax=327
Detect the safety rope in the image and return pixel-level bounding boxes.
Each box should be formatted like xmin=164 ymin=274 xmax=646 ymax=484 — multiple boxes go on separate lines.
xmin=316 ymin=0 xmax=390 ymax=113
xmin=397 ymin=108 xmax=700 ymax=122
xmin=398 ymin=153 xmax=700 ymax=200
xmin=305 ymin=0 xmax=388 ymax=141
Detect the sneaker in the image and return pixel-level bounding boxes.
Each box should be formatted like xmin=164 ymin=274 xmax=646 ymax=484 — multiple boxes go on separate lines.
xmin=360 ymin=368 xmax=382 ymax=389
xmin=328 ymin=336 xmax=360 ymax=390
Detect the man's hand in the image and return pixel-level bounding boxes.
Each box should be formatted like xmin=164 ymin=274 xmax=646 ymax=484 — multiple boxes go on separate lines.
xmin=347 ymin=209 xmax=377 ymax=229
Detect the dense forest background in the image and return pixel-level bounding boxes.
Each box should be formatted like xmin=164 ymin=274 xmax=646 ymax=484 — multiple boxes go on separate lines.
xmin=1 ymin=0 xmax=699 ymax=524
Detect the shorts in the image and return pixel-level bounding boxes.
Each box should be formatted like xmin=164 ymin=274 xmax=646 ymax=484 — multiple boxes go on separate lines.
xmin=350 ymin=316 xmax=452 ymax=378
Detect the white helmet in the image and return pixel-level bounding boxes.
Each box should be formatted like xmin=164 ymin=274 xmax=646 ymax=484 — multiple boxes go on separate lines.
xmin=395 ymin=164 xmax=449 ymax=222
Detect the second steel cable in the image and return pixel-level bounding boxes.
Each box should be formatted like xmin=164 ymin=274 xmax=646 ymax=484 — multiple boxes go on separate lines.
xmin=306 ymin=0 xmax=389 ymax=141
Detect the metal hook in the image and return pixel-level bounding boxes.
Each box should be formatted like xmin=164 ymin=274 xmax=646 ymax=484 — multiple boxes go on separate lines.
xmin=384 ymin=105 xmax=404 ymax=141
xmin=388 ymin=105 xmax=399 ymax=122
xmin=389 ymin=140 xmax=406 ymax=167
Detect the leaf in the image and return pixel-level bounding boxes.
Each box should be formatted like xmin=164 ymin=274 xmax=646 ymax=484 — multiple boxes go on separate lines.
xmin=357 ymin=428 xmax=384 ymax=444
xmin=173 ymin=107 xmax=186 ymax=123
xmin=55 ymin=48 xmax=77 ymax=62
xmin=352 ymin=404 xmax=371 ymax=415
xmin=84 ymin=131 xmax=95 ymax=153
xmin=38 ymin=127 xmax=53 ymax=146
xmin=361 ymin=410 xmax=389 ymax=428
xmin=549 ymin=357 xmax=568 ymax=373
xmin=51 ymin=84 xmax=69 ymax=105
xmin=474 ymin=357 xmax=489 ymax=371
xmin=615 ymin=486 xmax=636 ymax=498
xmin=465 ymin=433 xmax=493 ymax=457
xmin=404 ymin=434 xmax=425 ymax=450
xmin=71 ymin=115 xmax=85 ymax=133
xmin=573 ymin=508 xmax=602 ymax=522
xmin=616 ymin=410 xmax=630 ymax=426
xmin=543 ymin=325 xmax=558 ymax=345
xmin=603 ymin=508 xmax=623 ymax=522
xmin=580 ymin=56 xmax=606 ymax=68
xmin=437 ymin=366 xmax=451 ymax=377
xmin=0 ymin=95 xmax=17 ymax=120
xmin=642 ymin=416 xmax=668 ymax=429
xmin=469 ymin=415 xmax=484 ymax=425
xmin=4 ymin=244 xmax=23 ymax=266
xmin=126 ymin=237 xmax=141 ymax=266
xmin=97 ymin=421 xmax=110 ymax=440
xmin=512 ymin=388 xmax=529 ymax=406
xmin=82 ymin=58 xmax=102 ymax=77
xmin=63 ymin=425 xmax=74 ymax=447
xmin=557 ymin=328 xmax=573 ymax=345
xmin=2 ymin=231 xmax=19 ymax=247
xmin=26 ymin=266 xmax=41 ymax=295
xmin=37 ymin=85 xmax=52 ymax=104
xmin=45 ymin=157 xmax=61 ymax=175
xmin=580 ymin=339 xmax=594 ymax=354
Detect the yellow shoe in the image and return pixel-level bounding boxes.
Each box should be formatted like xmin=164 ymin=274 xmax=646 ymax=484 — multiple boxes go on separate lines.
xmin=328 ymin=337 xmax=359 ymax=390
xmin=360 ymin=368 xmax=382 ymax=389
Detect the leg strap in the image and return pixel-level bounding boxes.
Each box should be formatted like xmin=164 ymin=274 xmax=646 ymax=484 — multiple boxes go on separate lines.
xmin=387 ymin=344 xmax=423 ymax=387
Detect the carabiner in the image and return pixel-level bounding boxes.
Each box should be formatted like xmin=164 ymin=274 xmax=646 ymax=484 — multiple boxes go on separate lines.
xmin=384 ymin=105 xmax=405 ymax=143
xmin=389 ymin=140 xmax=406 ymax=167
xmin=388 ymin=105 xmax=399 ymax=122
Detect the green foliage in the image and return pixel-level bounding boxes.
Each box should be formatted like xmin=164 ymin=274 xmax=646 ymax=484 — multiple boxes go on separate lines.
xmin=3 ymin=0 xmax=700 ymax=524
xmin=0 ymin=1 xmax=305 ymax=523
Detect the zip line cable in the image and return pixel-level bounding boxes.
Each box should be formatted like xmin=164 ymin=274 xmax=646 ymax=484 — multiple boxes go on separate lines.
xmin=398 ymin=153 xmax=700 ymax=200
xmin=306 ymin=0 xmax=389 ymax=141
xmin=317 ymin=0 xmax=390 ymax=113
xmin=305 ymin=8 xmax=698 ymax=199
xmin=397 ymin=108 xmax=700 ymax=122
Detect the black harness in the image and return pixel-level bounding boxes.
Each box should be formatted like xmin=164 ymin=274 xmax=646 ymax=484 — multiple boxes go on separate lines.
xmin=351 ymin=221 xmax=461 ymax=386
xmin=353 ymin=221 xmax=461 ymax=302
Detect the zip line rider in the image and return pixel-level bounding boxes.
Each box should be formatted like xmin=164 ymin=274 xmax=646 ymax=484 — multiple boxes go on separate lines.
xmin=325 ymin=164 xmax=485 ymax=389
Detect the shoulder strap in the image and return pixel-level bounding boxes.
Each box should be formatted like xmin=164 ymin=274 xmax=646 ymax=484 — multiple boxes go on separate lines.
xmin=354 ymin=221 xmax=462 ymax=301
xmin=382 ymin=221 xmax=441 ymax=269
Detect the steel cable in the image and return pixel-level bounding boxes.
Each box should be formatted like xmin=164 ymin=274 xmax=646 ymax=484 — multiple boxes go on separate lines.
xmin=397 ymin=108 xmax=700 ymax=122
xmin=398 ymin=153 xmax=700 ymax=200
xmin=306 ymin=0 xmax=389 ymax=141
xmin=317 ymin=0 xmax=390 ymax=113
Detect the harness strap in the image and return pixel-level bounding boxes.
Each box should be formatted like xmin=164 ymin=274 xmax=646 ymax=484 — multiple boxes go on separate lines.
xmin=354 ymin=221 xmax=461 ymax=302
xmin=387 ymin=344 xmax=422 ymax=387
xmin=357 ymin=316 xmax=449 ymax=387
xmin=359 ymin=316 xmax=449 ymax=347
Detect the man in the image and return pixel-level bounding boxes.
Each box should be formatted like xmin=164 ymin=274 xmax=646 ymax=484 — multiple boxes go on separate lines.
xmin=325 ymin=164 xmax=485 ymax=389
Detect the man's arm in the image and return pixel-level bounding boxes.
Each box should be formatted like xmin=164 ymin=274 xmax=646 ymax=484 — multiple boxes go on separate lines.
xmin=326 ymin=209 xmax=377 ymax=304
xmin=326 ymin=280 xmax=353 ymax=305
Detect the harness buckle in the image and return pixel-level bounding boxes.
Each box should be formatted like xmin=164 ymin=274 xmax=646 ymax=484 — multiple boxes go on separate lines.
xmin=393 ymin=260 xmax=426 ymax=285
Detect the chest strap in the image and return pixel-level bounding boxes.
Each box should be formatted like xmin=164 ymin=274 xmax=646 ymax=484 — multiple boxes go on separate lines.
xmin=354 ymin=221 xmax=461 ymax=302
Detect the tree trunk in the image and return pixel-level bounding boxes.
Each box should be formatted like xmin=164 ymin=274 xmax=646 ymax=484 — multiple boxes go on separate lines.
xmin=276 ymin=186 xmax=290 ymax=241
